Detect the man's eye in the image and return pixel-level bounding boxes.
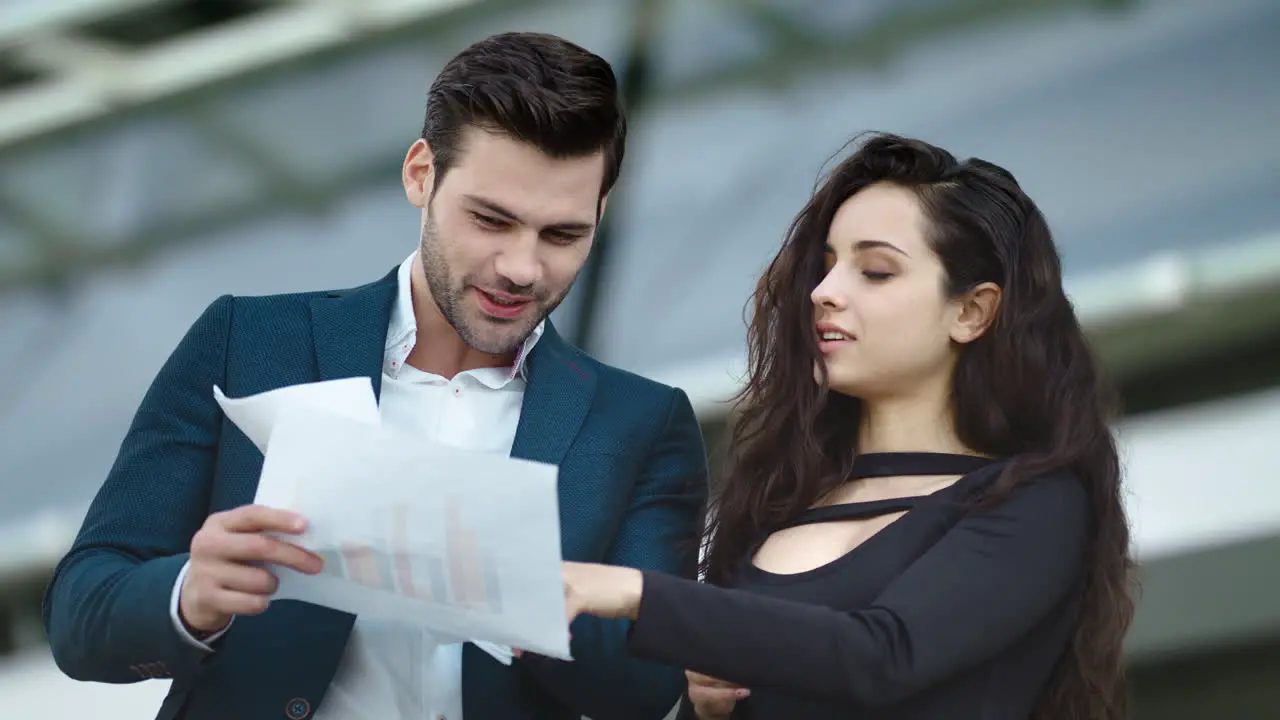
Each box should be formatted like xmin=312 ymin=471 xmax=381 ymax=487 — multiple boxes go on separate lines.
xmin=545 ymin=231 xmax=581 ymax=245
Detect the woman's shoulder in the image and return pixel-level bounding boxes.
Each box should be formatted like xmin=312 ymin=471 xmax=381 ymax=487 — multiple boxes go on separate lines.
xmin=952 ymin=461 xmax=1089 ymax=518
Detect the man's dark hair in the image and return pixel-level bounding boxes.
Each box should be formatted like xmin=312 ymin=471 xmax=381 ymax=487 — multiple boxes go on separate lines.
xmin=421 ymin=32 xmax=626 ymax=198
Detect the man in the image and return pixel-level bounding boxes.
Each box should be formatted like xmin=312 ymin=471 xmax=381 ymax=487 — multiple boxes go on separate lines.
xmin=42 ymin=32 xmax=708 ymax=720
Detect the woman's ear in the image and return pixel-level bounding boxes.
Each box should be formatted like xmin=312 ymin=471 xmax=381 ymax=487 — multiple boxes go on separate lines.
xmin=950 ymin=282 xmax=1001 ymax=344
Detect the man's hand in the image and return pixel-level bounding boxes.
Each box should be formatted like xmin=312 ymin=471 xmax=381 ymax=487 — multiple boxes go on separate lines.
xmin=686 ymin=670 xmax=748 ymax=720
xmin=178 ymin=505 xmax=323 ymax=633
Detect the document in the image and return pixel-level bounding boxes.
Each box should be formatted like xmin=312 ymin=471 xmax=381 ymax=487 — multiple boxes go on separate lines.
xmin=213 ymin=380 xmax=572 ymax=662
xmin=213 ymin=377 xmax=380 ymax=454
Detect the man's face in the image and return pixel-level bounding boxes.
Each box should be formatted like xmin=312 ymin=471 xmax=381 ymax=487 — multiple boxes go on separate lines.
xmin=403 ymin=127 xmax=606 ymax=356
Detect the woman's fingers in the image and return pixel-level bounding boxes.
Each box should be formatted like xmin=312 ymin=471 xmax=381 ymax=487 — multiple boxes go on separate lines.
xmin=686 ymin=670 xmax=748 ymax=719
xmin=688 ymin=683 xmax=747 ymax=718
xmin=686 ymin=670 xmax=742 ymax=689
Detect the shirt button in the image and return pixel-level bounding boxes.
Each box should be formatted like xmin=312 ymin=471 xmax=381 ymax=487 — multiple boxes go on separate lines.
xmin=452 ymin=386 xmax=462 ymax=396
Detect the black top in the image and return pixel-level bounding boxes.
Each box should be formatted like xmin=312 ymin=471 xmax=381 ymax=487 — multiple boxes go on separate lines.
xmin=627 ymin=453 xmax=1090 ymax=719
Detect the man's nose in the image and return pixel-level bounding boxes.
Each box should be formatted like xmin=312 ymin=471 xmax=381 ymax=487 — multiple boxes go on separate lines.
xmin=494 ymin=234 xmax=540 ymax=292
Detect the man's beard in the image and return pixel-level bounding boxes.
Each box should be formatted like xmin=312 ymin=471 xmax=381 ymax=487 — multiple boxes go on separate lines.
xmin=419 ymin=212 xmax=571 ymax=356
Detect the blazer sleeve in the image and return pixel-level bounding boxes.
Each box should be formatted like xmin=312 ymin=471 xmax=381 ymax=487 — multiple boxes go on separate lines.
xmin=42 ymin=295 xmax=234 ymax=684
xmin=521 ymin=387 xmax=710 ymax=720
xmin=626 ymin=472 xmax=1090 ymax=707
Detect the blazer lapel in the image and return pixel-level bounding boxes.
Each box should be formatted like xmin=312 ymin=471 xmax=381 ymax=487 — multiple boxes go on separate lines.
xmin=309 ymin=266 xmax=399 ymax=399
xmin=510 ymin=322 xmax=596 ymax=468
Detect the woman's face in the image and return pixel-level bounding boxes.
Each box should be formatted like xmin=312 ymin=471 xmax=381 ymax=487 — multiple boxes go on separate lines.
xmin=811 ymin=182 xmax=995 ymax=400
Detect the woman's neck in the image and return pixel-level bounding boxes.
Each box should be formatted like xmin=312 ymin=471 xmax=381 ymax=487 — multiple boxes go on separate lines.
xmin=856 ymin=390 xmax=973 ymax=456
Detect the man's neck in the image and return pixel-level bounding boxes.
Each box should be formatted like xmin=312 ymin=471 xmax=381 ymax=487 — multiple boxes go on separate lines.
xmin=406 ymin=328 xmax=516 ymax=379
xmin=406 ymin=260 xmax=516 ymax=379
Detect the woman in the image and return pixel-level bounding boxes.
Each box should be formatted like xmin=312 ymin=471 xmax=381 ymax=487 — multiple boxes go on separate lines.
xmin=561 ymin=133 xmax=1136 ymax=719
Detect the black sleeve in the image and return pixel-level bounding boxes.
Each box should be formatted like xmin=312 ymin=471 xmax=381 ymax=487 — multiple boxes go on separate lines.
xmin=627 ymin=472 xmax=1090 ymax=707
xmin=520 ymin=387 xmax=709 ymax=720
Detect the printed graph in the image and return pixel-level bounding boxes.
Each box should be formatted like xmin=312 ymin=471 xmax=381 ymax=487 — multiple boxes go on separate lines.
xmin=316 ymin=496 xmax=504 ymax=614
xmin=444 ymin=496 xmax=504 ymax=613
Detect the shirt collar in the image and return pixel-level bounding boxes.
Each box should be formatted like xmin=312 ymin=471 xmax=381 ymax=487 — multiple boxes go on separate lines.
xmin=384 ymin=252 xmax=544 ymax=387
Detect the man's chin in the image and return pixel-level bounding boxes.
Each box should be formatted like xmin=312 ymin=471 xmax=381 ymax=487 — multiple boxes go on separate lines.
xmin=462 ymin=318 xmax=538 ymax=356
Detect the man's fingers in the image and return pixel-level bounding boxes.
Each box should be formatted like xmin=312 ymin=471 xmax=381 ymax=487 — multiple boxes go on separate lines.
xmin=206 ymin=588 xmax=272 ymax=618
xmin=210 ymin=563 xmax=280 ymax=596
xmin=218 ymin=505 xmax=307 ymax=535
xmin=217 ymin=533 xmax=324 ymax=574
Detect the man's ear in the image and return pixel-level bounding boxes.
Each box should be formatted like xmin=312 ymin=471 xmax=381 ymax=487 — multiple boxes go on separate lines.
xmin=402 ymin=139 xmax=435 ymax=209
xmin=950 ymin=282 xmax=1001 ymax=344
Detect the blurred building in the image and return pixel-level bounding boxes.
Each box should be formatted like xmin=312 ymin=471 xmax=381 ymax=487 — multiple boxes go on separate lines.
xmin=0 ymin=0 xmax=1277 ymax=718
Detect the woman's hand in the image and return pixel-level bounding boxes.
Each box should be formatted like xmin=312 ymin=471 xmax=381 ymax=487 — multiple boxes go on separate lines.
xmin=561 ymin=561 xmax=644 ymax=623
xmin=686 ymin=670 xmax=749 ymax=719
xmin=561 ymin=562 xmax=748 ymax=717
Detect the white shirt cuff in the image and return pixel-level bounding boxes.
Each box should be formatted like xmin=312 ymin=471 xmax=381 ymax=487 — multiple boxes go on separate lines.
xmin=170 ymin=559 xmax=233 ymax=651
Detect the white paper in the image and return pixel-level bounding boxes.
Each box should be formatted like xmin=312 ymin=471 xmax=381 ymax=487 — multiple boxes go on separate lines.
xmin=214 ymin=377 xmax=381 ymax=454
xmin=214 ymin=381 xmax=572 ymax=662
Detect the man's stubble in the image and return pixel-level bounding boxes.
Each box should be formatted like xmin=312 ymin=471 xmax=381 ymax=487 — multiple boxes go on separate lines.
xmin=418 ymin=210 xmax=577 ymax=356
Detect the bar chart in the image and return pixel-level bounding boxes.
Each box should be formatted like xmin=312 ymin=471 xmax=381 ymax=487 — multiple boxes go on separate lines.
xmin=318 ymin=496 xmax=504 ymax=615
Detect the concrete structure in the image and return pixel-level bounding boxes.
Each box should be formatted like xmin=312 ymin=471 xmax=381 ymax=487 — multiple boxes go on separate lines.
xmin=1 ymin=0 xmax=1276 ymax=717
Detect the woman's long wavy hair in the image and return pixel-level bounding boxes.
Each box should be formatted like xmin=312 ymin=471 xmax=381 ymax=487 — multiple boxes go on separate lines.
xmin=700 ymin=133 xmax=1136 ymax=719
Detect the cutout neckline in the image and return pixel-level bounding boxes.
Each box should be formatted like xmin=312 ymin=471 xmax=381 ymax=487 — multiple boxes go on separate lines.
xmin=741 ymin=453 xmax=1004 ymax=583
xmin=849 ymin=452 xmax=998 ymax=480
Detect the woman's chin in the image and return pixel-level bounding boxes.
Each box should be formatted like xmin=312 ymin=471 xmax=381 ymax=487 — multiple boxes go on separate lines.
xmin=818 ymin=373 xmax=864 ymax=399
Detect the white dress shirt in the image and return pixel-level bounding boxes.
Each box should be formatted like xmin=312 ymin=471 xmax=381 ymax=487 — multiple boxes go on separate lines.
xmin=170 ymin=252 xmax=544 ymax=720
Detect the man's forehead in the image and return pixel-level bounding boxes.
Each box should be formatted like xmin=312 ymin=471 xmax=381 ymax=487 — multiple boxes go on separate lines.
xmin=444 ymin=139 xmax=604 ymax=227
xmin=460 ymin=192 xmax=596 ymax=232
